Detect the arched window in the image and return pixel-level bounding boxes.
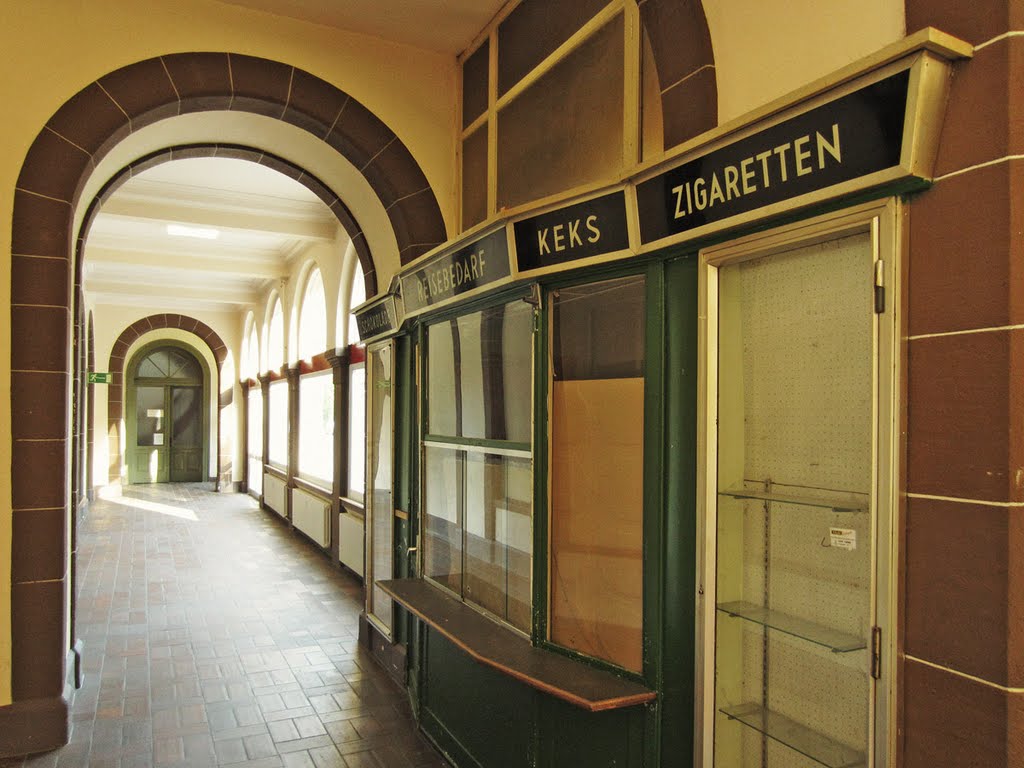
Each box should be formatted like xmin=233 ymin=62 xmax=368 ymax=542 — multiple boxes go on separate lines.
xmin=266 ymin=295 xmax=287 ymax=468
xmin=267 ymin=296 xmax=284 ymax=373
xmin=297 ymin=265 xmax=333 ymax=485
xmin=347 ymin=262 xmax=366 ymax=346
xmin=243 ymin=321 xmax=259 ymax=381
xmin=299 ymin=267 xmax=327 ymax=362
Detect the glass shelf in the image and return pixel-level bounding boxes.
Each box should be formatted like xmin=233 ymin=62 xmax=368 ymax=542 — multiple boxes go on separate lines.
xmin=720 ymin=703 xmax=866 ymax=768
xmin=719 ymin=486 xmax=867 ymax=513
xmin=716 ymin=601 xmax=866 ymax=653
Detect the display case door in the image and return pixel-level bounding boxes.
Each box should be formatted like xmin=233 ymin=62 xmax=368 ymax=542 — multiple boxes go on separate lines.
xmin=701 ymin=204 xmax=897 ymax=768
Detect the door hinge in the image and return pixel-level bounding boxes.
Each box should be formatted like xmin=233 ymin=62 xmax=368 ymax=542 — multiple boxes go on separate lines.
xmin=871 ymin=626 xmax=882 ymax=680
xmin=873 ymin=260 xmax=885 ymax=314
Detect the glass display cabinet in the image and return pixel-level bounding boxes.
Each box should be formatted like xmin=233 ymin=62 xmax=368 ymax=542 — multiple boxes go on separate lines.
xmin=705 ymin=207 xmax=896 ymax=768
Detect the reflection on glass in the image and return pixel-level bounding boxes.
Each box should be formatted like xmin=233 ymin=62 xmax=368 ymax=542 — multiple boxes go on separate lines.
xmin=348 ymin=364 xmax=366 ymax=501
xmin=424 ymin=298 xmax=534 ymax=632
xmin=427 ymin=301 xmax=533 ymax=443
xmin=549 ymin=275 xmax=645 ymax=672
xmin=298 ymin=372 xmax=334 ymax=484
xmin=171 ymin=387 xmax=200 ymax=447
xmin=367 ymin=344 xmax=394 ymax=632
xmin=424 ymin=447 xmax=532 ymax=632
xmin=267 ymin=380 xmax=288 ymax=467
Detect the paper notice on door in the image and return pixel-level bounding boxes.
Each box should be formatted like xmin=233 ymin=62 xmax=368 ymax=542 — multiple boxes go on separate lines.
xmin=153 ymin=433 xmax=164 ymax=445
xmin=829 ymin=527 xmax=856 ymax=550
xmin=147 ymin=409 xmax=163 ymax=418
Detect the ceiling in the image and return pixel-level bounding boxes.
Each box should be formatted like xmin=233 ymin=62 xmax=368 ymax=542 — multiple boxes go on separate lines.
xmin=84 ymin=158 xmax=338 ymax=314
xmin=216 ymin=0 xmax=504 ymax=53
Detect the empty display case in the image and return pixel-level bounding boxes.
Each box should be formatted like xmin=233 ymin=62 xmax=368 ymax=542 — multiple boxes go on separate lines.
xmin=707 ymin=210 xmax=895 ymax=768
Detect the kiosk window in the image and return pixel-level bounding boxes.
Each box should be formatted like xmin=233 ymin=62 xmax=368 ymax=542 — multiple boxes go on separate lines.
xmin=549 ymin=275 xmax=645 ymax=673
xmin=423 ymin=300 xmax=534 ymax=633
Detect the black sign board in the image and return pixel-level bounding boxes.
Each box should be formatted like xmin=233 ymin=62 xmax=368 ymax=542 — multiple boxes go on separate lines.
xmin=354 ymin=297 xmax=396 ymax=341
xmin=636 ymin=70 xmax=910 ymax=245
xmin=514 ymin=191 xmax=630 ymax=272
xmin=401 ymin=228 xmax=511 ymax=313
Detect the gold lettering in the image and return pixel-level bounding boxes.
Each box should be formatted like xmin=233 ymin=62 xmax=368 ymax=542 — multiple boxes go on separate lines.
xmin=817 ymin=122 xmax=842 ymax=167
xmin=756 ymin=150 xmax=773 ymax=188
xmin=586 ymin=215 xmax=600 ymax=243
xmin=568 ymin=219 xmax=583 ymax=247
xmin=553 ymin=223 xmax=565 ymax=251
xmin=709 ymin=173 xmax=725 ymax=206
xmin=794 ymin=135 xmax=813 ymax=176
xmin=723 ymin=165 xmax=741 ymax=201
xmin=672 ymin=184 xmax=687 ymax=219
xmin=773 ymin=143 xmax=791 ymax=182
xmin=740 ymin=157 xmax=757 ymax=194
xmin=694 ymin=178 xmax=708 ymax=210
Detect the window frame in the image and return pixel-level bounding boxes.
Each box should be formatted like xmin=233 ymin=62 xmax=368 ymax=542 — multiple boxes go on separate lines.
xmin=418 ymin=288 xmax=537 ymax=636
xmin=266 ymin=377 xmax=289 ymax=470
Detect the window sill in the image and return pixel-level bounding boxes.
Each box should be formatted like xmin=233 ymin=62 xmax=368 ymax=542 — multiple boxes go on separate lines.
xmin=377 ymin=578 xmax=656 ymax=713
xmin=293 ymin=476 xmax=331 ymax=497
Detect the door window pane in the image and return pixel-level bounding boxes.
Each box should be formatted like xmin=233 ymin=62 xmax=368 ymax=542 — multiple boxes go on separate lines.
xmin=171 ymin=387 xmax=200 ymax=448
xmin=549 ymin=275 xmax=645 ymax=672
xmin=136 ymin=386 xmax=165 ymax=447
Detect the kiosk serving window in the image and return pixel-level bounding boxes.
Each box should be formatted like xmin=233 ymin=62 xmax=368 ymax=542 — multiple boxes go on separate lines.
xmin=423 ymin=298 xmax=534 ymax=632
xmin=548 ymin=275 xmax=646 ymax=673
xmin=704 ymin=205 xmax=895 ymax=768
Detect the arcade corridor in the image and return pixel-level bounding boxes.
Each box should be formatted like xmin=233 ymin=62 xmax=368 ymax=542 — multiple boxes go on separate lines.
xmin=0 ymin=485 xmax=446 ymax=768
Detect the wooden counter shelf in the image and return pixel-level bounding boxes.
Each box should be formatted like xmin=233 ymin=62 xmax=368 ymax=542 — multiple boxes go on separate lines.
xmin=377 ymin=578 xmax=657 ymax=713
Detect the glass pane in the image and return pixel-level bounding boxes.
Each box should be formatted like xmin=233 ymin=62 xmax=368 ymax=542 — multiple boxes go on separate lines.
xmin=348 ymin=364 xmax=366 ymax=501
xmin=267 ymin=380 xmax=288 ymax=467
xmin=167 ymin=349 xmax=201 ymax=380
xmin=462 ymin=125 xmax=488 ymax=231
xmin=549 ymin=275 xmax=645 ymax=672
xmin=367 ymin=345 xmax=394 ymax=631
xmin=137 ymin=351 xmax=169 ymax=379
xmin=497 ymin=0 xmax=611 ymax=96
xmin=497 ymin=15 xmax=623 ymax=210
xmin=462 ymin=38 xmax=489 ymax=128
xmin=463 ymin=452 xmax=532 ymax=632
xmin=171 ymin=387 xmax=200 ymax=447
xmin=423 ymin=445 xmax=464 ymax=596
xmin=298 ymin=372 xmax=334 ymax=484
xmin=714 ymin=232 xmax=874 ymax=768
xmin=135 ymin=386 xmax=165 ymax=447
xmin=427 ymin=300 xmax=533 ymax=442
xmin=300 ymin=268 xmax=327 ymax=361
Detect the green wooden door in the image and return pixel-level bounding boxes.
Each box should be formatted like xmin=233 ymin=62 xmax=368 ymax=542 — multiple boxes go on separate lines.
xmin=127 ymin=345 xmax=207 ymax=484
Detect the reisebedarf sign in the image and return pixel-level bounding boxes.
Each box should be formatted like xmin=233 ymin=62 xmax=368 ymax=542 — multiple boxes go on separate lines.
xmin=636 ymin=70 xmax=910 ymax=245
xmin=401 ymin=228 xmax=510 ymax=313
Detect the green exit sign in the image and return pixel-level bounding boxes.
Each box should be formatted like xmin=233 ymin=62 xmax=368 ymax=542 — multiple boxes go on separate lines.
xmin=88 ymin=372 xmax=112 ymax=384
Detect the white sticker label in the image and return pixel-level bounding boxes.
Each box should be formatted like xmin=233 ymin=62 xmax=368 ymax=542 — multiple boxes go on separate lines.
xmin=153 ymin=433 xmax=164 ymax=446
xmin=147 ymin=409 xmax=163 ymax=418
xmin=829 ymin=527 xmax=857 ymax=550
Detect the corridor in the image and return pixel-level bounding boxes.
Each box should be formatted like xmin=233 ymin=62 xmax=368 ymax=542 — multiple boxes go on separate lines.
xmin=2 ymin=485 xmax=447 ymax=768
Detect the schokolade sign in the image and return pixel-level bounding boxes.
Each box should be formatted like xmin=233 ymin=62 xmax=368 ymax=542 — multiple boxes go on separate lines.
xmin=636 ymin=70 xmax=910 ymax=244
xmin=401 ymin=228 xmax=511 ymax=313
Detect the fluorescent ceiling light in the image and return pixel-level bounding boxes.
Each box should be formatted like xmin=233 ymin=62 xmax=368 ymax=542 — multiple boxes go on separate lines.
xmin=167 ymin=223 xmax=220 ymax=240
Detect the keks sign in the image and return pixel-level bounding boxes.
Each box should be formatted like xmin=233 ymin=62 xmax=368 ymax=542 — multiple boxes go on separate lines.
xmin=636 ymin=70 xmax=910 ymax=244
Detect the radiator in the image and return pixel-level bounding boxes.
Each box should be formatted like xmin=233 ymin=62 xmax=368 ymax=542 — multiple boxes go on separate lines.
xmin=263 ymin=472 xmax=287 ymax=517
xmin=292 ymin=487 xmax=330 ymax=547
xmin=338 ymin=512 xmax=364 ymax=576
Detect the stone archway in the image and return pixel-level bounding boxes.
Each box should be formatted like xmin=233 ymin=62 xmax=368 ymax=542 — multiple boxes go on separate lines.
xmin=7 ymin=51 xmax=448 ymax=747
xmin=105 ymin=315 xmax=228 ymax=487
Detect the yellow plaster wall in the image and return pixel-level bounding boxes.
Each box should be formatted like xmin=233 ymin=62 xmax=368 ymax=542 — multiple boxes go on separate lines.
xmin=0 ymin=0 xmax=459 ymax=706
xmin=703 ymin=0 xmax=905 ymax=123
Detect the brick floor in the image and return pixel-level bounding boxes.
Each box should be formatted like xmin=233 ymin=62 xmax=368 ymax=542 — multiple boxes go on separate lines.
xmin=2 ymin=483 xmax=448 ymax=768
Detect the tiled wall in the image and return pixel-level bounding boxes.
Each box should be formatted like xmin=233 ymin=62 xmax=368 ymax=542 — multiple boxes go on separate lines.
xmin=902 ymin=2 xmax=1024 ymax=765
xmin=7 ymin=52 xmax=448 ymax=731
